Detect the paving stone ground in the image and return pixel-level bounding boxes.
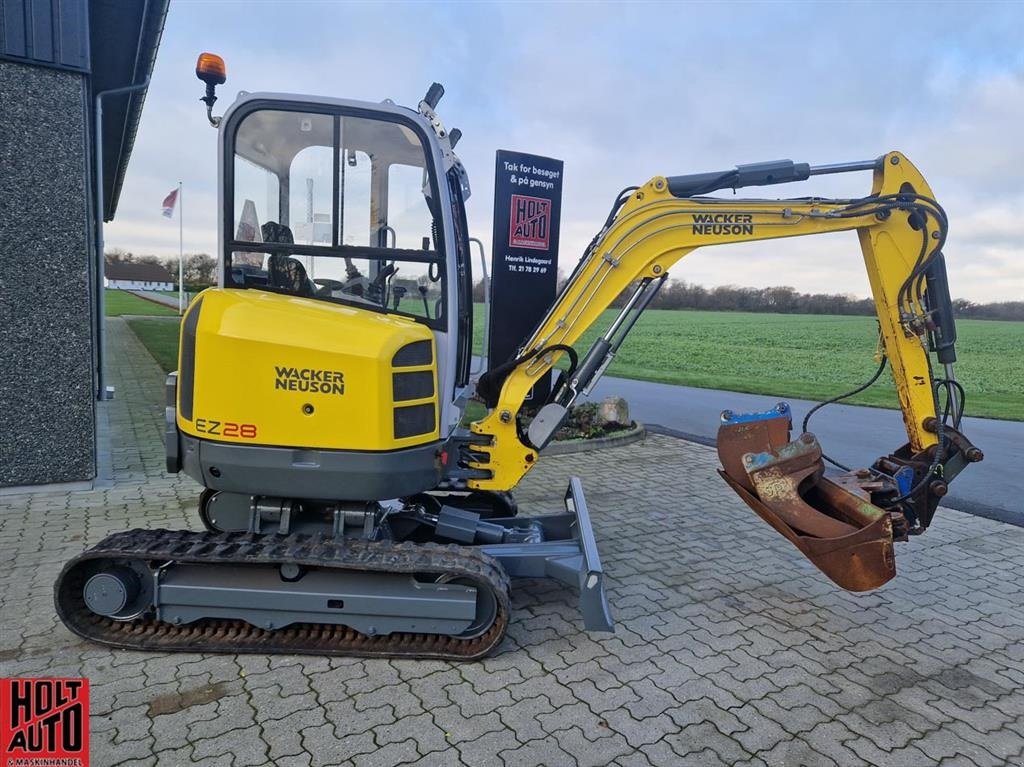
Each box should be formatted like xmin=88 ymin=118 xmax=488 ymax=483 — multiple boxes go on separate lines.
xmin=2 ymin=317 xmax=1024 ymax=766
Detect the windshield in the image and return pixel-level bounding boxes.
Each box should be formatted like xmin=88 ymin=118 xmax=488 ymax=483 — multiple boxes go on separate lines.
xmin=226 ymin=107 xmax=445 ymax=326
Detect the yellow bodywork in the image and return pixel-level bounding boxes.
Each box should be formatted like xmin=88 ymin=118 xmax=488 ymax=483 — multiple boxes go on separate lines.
xmin=177 ymin=289 xmax=438 ymax=451
xmin=470 ymin=152 xmax=942 ymax=491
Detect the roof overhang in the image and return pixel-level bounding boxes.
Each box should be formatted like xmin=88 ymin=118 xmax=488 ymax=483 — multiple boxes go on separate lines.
xmin=89 ymin=0 xmax=169 ymax=221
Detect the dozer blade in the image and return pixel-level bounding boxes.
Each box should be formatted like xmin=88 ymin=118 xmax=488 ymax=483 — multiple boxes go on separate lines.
xmin=717 ymin=406 xmax=895 ymax=592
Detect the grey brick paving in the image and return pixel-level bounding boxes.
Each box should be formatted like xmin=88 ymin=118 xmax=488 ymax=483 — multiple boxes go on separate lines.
xmin=2 ymin=316 xmax=1024 ymax=766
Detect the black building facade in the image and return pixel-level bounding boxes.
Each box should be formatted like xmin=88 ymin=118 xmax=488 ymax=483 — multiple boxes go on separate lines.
xmin=0 ymin=0 xmax=169 ymax=488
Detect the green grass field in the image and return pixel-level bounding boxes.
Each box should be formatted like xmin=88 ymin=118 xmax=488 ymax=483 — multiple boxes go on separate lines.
xmin=546 ymin=308 xmax=1021 ymax=420
xmin=105 ymin=289 xmax=179 ymax=317
xmin=126 ymin=319 xmax=181 ymax=372
xmin=123 ymin=304 xmax=1023 ymax=421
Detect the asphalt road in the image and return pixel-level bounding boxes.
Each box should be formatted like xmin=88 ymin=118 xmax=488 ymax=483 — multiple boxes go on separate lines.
xmin=585 ymin=374 xmax=1022 ymax=525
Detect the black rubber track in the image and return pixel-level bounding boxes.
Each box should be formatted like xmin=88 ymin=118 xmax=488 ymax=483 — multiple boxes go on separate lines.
xmin=55 ymin=529 xmax=511 ymax=660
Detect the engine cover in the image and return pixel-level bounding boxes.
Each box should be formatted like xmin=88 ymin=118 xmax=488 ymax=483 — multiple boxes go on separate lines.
xmin=176 ymin=288 xmax=439 ymax=452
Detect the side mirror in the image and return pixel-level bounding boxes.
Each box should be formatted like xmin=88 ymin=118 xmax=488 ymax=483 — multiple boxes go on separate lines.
xmin=195 ymin=52 xmax=227 ymax=127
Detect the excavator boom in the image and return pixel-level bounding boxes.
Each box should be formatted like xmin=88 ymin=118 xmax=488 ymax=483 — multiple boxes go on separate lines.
xmin=469 ymin=152 xmax=982 ymax=589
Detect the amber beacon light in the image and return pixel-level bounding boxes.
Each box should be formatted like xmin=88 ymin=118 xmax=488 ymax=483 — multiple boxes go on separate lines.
xmin=196 ymin=52 xmax=227 ymax=85
xmin=196 ymin=53 xmax=227 ymax=126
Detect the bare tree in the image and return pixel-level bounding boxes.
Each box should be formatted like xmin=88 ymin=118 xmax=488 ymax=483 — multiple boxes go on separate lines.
xmin=104 ymin=248 xmax=134 ymax=265
xmin=183 ymin=254 xmax=217 ymax=286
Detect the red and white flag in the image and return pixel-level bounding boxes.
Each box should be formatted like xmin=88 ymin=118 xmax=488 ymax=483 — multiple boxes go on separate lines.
xmin=161 ymin=188 xmax=179 ymax=218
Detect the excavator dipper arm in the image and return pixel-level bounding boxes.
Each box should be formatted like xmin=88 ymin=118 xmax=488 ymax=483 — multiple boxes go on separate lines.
xmin=467 ymin=152 xmax=982 ymax=590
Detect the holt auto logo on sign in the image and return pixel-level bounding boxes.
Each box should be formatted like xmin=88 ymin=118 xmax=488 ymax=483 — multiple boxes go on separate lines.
xmin=509 ymin=195 xmax=551 ymax=250
xmin=1 ymin=678 xmax=90 ymax=766
xmin=488 ymin=150 xmax=564 ymax=403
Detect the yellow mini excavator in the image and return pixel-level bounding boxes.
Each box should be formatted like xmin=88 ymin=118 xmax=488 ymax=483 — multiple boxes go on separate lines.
xmin=55 ymin=57 xmax=982 ymax=659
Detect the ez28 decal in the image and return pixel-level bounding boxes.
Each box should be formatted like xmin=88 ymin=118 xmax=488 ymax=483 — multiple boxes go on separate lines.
xmin=195 ymin=418 xmax=258 ymax=439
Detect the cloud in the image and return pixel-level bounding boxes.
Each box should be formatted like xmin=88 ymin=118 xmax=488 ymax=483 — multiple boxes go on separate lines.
xmin=105 ymin=1 xmax=1024 ymax=303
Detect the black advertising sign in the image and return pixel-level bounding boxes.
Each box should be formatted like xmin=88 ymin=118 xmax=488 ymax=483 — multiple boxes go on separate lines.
xmin=487 ymin=150 xmax=564 ymax=404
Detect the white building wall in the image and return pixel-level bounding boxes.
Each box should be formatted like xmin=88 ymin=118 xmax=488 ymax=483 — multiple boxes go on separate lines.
xmin=106 ymin=279 xmax=173 ymax=291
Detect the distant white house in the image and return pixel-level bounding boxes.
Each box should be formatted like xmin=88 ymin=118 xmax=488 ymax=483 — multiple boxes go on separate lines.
xmin=104 ymin=262 xmax=174 ymax=291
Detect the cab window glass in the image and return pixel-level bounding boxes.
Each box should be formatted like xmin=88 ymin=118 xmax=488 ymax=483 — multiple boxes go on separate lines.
xmin=233 ymin=157 xmax=279 ymax=239
xmin=340 ymin=150 xmax=372 ymax=246
xmin=228 ymin=108 xmax=445 ymax=327
xmin=289 ymin=145 xmax=333 ymax=245
xmin=388 ymin=164 xmax=434 ymax=250
xmin=233 ymin=110 xmax=333 ymax=240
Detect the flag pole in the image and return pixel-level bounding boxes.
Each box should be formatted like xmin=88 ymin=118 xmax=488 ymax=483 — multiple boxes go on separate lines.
xmin=178 ymin=181 xmax=184 ymax=315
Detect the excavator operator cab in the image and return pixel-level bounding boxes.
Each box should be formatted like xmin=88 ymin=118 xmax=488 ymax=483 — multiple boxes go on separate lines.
xmin=211 ymin=83 xmax=477 ymax=435
xmin=162 ymin=70 xmax=481 ymax=504
xmin=226 ymin=105 xmax=451 ymax=322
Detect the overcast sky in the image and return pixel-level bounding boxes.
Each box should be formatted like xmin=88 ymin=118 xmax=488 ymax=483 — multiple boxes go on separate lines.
xmin=106 ymin=0 xmax=1024 ymax=303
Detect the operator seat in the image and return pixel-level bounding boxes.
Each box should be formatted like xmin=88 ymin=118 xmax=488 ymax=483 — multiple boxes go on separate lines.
xmin=261 ymin=222 xmax=315 ymax=297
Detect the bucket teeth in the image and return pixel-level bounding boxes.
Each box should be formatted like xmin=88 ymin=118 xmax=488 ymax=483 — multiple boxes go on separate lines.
xmin=717 ymin=406 xmax=896 ymax=592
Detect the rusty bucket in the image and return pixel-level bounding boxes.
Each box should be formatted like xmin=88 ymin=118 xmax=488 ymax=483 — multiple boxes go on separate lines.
xmin=717 ymin=404 xmax=896 ymax=591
